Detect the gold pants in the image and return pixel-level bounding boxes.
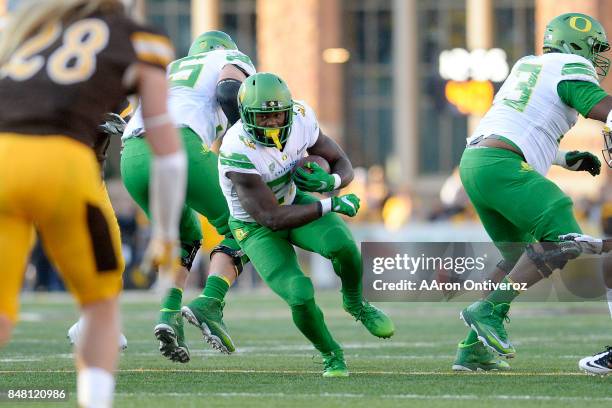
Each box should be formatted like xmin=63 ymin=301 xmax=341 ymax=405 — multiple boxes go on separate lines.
xmin=0 ymin=134 xmax=123 ymax=322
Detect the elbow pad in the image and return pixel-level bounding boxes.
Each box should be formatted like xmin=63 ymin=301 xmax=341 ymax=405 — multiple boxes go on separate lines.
xmin=216 ymin=78 xmax=242 ymax=126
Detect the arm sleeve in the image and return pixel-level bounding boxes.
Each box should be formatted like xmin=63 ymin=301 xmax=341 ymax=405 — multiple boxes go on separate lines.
xmin=557 ymin=80 xmax=609 ymax=117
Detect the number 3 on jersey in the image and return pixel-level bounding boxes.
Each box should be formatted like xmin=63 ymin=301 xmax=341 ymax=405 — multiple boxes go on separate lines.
xmin=0 ymin=19 xmax=109 ymax=85
xmin=502 ymin=63 xmax=542 ymax=112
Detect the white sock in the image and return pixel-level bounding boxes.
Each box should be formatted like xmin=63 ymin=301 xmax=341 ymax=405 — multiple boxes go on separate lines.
xmin=77 ymin=367 xmax=115 ymax=408
xmin=607 ymin=288 xmax=612 ymax=320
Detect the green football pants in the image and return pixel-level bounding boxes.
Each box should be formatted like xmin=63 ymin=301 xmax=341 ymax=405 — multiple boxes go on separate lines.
xmin=121 ymin=127 xmax=237 ymax=259
xmin=228 ymin=191 xmax=363 ymax=352
xmin=459 ymin=147 xmax=581 ymax=264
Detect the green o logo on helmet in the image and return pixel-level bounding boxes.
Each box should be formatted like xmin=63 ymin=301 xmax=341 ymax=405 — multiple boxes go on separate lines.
xmin=543 ymin=13 xmax=611 ymax=77
xmin=237 ymin=73 xmax=294 ymax=150
xmin=569 ymin=16 xmax=592 ymax=33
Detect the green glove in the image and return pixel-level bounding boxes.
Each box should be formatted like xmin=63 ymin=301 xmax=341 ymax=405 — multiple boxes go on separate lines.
xmin=564 ymin=150 xmax=601 ymax=176
xmin=330 ymin=194 xmax=360 ymax=217
xmin=293 ymin=162 xmax=337 ymax=192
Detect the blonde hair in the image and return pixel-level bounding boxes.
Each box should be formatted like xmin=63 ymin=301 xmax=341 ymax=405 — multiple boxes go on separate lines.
xmin=0 ymin=0 xmax=122 ymax=66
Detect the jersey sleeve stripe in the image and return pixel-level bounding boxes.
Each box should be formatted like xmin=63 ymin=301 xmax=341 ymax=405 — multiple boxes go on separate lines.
xmin=131 ymin=32 xmax=175 ymax=67
xmin=220 ymin=151 xmax=252 ymax=162
xmin=562 ymin=62 xmax=597 ymax=78
xmin=220 ymin=157 xmax=256 ymax=169
xmin=266 ymin=172 xmax=291 ymax=189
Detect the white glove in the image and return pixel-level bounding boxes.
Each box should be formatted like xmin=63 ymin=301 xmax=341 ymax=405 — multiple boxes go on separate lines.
xmin=558 ymin=233 xmax=603 ymax=254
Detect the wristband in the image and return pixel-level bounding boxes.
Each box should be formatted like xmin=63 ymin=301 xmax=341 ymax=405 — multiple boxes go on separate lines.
xmin=319 ymin=198 xmax=332 ymax=215
xmin=144 ymin=113 xmax=173 ymax=129
xmin=331 ymin=173 xmax=342 ymax=190
xmin=553 ymin=150 xmax=568 ymax=167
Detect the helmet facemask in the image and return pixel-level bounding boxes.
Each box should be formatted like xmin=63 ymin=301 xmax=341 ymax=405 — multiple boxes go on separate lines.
xmin=590 ymin=37 xmax=611 ymax=77
xmin=242 ymin=104 xmax=294 ymax=150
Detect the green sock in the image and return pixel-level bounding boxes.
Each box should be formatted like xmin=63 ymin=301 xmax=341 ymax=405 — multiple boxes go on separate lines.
xmin=485 ymin=277 xmax=520 ymax=305
xmin=291 ymin=299 xmax=341 ymax=353
xmin=161 ymin=287 xmax=183 ymax=311
xmin=464 ymin=330 xmax=479 ymax=345
xmin=202 ymin=275 xmax=230 ymax=301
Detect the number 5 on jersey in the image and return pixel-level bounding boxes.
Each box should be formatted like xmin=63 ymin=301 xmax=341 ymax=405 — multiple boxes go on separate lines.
xmin=0 ymin=19 xmax=109 ymax=85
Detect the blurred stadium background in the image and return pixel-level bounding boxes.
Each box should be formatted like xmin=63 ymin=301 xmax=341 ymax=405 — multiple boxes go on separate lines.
xmin=2 ymin=0 xmax=612 ymax=291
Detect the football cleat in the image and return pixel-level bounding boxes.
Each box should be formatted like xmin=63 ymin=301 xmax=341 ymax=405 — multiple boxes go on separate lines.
xmin=182 ymin=296 xmax=235 ymax=353
xmin=579 ymin=346 xmax=612 ymax=375
xmin=322 ymin=349 xmax=349 ymax=378
xmin=452 ymin=340 xmax=511 ymax=371
xmin=67 ymin=318 xmax=127 ymax=351
xmin=460 ymin=301 xmax=516 ymax=357
xmin=343 ymin=299 xmax=395 ymax=339
xmin=154 ymin=310 xmax=190 ymax=363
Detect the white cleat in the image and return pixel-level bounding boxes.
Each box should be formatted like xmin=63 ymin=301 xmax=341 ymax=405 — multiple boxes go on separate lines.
xmin=578 ymin=346 xmax=611 ymax=375
xmin=67 ymin=318 xmax=128 ymax=351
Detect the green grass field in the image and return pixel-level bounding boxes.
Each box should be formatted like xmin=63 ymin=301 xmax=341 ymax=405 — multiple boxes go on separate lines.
xmin=2 ymin=290 xmax=611 ymax=407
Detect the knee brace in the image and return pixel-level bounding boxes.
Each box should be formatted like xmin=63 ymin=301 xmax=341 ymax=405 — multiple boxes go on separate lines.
xmin=496 ymin=258 xmax=517 ymax=275
xmin=210 ymin=244 xmax=247 ymax=275
xmin=525 ymin=241 xmax=581 ymax=278
xmin=180 ymin=240 xmax=201 ymax=271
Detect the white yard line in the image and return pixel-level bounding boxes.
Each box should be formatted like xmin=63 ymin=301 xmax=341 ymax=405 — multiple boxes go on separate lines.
xmin=113 ymin=392 xmax=612 ymax=402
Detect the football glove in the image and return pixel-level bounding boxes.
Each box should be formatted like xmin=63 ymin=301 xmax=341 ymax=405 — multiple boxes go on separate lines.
xmin=562 ymin=151 xmax=601 ymax=176
xmin=293 ymin=162 xmax=337 ymax=192
xmin=99 ymin=113 xmax=127 ymax=137
xmin=331 ymin=194 xmax=360 ymax=217
xmin=558 ymin=233 xmax=603 ymax=255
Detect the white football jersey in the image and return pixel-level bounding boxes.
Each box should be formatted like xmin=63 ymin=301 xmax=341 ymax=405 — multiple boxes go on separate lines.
xmin=468 ymin=53 xmax=599 ymax=175
xmin=123 ymin=49 xmax=256 ymax=146
xmin=219 ymin=101 xmax=320 ymax=222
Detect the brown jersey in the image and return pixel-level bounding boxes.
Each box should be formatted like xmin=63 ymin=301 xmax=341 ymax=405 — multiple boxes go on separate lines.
xmin=0 ymin=10 xmax=174 ymax=147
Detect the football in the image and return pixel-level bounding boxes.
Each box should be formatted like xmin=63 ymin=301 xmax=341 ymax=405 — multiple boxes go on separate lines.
xmin=293 ymin=155 xmax=331 ymax=174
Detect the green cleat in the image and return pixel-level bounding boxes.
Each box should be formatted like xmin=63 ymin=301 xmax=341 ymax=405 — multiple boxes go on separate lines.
xmin=343 ymin=299 xmax=395 ymax=338
xmin=153 ymin=309 xmax=190 ymax=363
xmin=182 ymin=296 xmax=235 ymax=353
xmin=452 ymin=340 xmax=511 ymax=371
xmin=322 ymin=349 xmax=349 ymax=378
xmin=460 ymin=301 xmax=516 ymax=357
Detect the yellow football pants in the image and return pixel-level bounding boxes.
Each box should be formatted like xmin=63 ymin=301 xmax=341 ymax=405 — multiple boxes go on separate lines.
xmin=0 ymin=134 xmax=123 ymax=322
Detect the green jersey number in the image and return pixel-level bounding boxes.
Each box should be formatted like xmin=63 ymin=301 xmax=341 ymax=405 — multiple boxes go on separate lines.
xmin=226 ymin=53 xmax=253 ymax=66
xmin=502 ymin=63 xmax=542 ymax=112
xmin=168 ymin=56 xmax=204 ymax=88
xmin=167 ymin=53 xmax=253 ymax=89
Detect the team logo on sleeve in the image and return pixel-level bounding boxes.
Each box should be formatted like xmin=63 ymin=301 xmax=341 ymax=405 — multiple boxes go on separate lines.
xmin=294 ymin=103 xmax=306 ymax=117
xmin=239 ymin=135 xmax=256 ymax=149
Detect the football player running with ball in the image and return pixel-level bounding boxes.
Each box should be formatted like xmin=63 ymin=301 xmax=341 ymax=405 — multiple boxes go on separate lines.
xmin=454 ymin=12 xmax=612 ymax=371
xmin=121 ymin=31 xmax=255 ymax=362
xmin=219 ymin=72 xmax=394 ymax=377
